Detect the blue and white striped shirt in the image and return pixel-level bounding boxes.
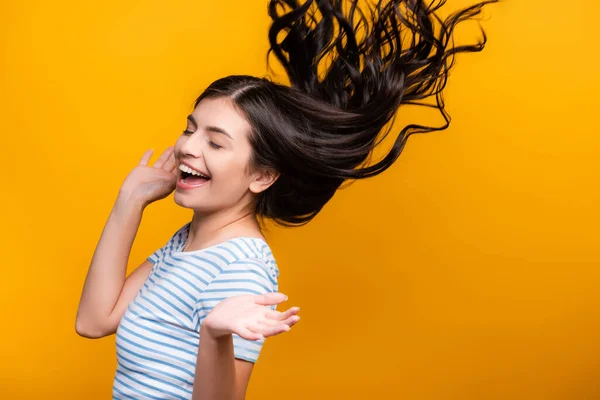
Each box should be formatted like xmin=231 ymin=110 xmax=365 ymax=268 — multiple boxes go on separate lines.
xmin=112 ymin=223 xmax=280 ymax=399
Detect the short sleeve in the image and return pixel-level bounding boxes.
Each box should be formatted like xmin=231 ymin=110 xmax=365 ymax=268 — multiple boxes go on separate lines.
xmin=147 ymin=223 xmax=189 ymax=265
xmin=195 ymin=257 xmax=279 ymax=363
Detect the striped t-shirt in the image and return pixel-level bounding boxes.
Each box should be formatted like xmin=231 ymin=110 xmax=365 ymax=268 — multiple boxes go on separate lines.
xmin=112 ymin=222 xmax=280 ymax=399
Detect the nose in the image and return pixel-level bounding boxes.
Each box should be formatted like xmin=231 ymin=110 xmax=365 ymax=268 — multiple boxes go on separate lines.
xmin=179 ymin=132 xmax=204 ymax=159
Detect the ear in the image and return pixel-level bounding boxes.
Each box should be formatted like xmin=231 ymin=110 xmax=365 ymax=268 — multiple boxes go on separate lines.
xmin=249 ymin=168 xmax=280 ymax=194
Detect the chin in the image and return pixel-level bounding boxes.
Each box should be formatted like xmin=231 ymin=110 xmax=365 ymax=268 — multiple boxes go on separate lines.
xmin=173 ymin=191 xmax=196 ymax=209
xmin=173 ymin=191 xmax=217 ymax=213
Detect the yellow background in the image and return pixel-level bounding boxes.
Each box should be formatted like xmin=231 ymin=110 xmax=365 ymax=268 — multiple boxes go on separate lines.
xmin=1 ymin=0 xmax=599 ymax=399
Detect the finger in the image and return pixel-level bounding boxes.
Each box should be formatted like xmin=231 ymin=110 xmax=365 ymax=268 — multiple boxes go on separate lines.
xmin=259 ymin=314 xmax=300 ymax=328
xmin=139 ymin=149 xmax=153 ymax=166
xmin=254 ymin=292 xmax=288 ymax=306
xmin=282 ymin=315 xmax=300 ymax=327
xmin=266 ymin=307 xmax=300 ymax=321
xmin=238 ymin=326 xmax=264 ymax=341
xmin=152 ymin=146 xmax=174 ymax=169
xmin=248 ymin=323 xmax=290 ymax=338
xmin=256 ymin=317 xmax=282 ymax=327
xmin=152 ymin=146 xmax=173 ymax=168
xmin=264 ymin=324 xmax=292 ymax=337
xmin=163 ymin=151 xmax=177 ymax=172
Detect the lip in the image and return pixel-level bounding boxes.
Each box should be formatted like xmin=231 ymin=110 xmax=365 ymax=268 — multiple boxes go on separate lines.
xmin=176 ymin=175 xmax=210 ymax=190
xmin=176 ymin=160 xmax=211 ymax=191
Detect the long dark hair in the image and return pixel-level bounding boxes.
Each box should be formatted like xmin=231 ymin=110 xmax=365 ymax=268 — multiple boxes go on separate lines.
xmin=194 ymin=0 xmax=498 ymax=226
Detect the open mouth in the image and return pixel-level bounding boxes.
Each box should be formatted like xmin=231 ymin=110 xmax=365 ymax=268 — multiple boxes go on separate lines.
xmin=179 ymin=164 xmax=211 ymax=185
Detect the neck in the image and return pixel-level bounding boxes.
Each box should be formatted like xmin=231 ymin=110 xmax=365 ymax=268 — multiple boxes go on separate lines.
xmin=185 ymin=207 xmax=263 ymax=252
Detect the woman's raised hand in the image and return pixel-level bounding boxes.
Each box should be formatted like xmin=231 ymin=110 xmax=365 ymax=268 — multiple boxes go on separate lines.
xmin=202 ymin=293 xmax=301 ymax=341
xmin=119 ymin=147 xmax=178 ymax=209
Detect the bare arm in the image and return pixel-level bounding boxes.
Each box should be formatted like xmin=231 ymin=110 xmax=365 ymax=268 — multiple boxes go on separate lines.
xmin=75 ymin=147 xmax=177 ymax=338
xmin=192 ymin=293 xmax=300 ymax=400
xmin=193 ymin=329 xmax=254 ymax=400
xmin=75 ymin=195 xmax=146 ymax=338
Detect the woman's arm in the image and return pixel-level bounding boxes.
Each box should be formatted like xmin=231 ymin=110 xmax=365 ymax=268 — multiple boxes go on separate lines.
xmin=192 ymin=293 xmax=300 ymax=400
xmin=193 ymin=327 xmax=254 ymax=400
xmin=75 ymin=195 xmax=145 ymax=338
xmin=75 ymin=147 xmax=177 ymax=338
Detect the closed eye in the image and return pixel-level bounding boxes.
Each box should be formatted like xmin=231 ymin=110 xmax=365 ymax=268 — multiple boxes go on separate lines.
xmin=208 ymin=140 xmax=222 ymax=149
xmin=181 ymin=128 xmax=222 ymax=149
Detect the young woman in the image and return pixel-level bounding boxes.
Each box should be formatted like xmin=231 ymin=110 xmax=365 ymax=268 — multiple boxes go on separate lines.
xmin=76 ymin=0 xmax=497 ymax=399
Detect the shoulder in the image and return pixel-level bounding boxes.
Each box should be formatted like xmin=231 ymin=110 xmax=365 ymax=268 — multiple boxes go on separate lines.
xmin=226 ymin=256 xmax=278 ymax=288
xmin=195 ymin=256 xmax=279 ymax=321
xmin=198 ymin=252 xmax=279 ymax=299
xmin=225 ymin=237 xmax=279 ymax=281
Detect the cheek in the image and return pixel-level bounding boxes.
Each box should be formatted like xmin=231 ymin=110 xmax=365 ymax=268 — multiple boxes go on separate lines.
xmin=210 ymin=156 xmax=252 ymax=185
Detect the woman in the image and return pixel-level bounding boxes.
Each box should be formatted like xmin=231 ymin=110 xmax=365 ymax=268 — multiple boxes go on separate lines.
xmin=76 ymin=0 xmax=497 ymax=399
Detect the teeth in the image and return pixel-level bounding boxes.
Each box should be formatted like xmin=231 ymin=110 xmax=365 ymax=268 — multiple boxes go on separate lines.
xmin=179 ymin=164 xmax=210 ymax=179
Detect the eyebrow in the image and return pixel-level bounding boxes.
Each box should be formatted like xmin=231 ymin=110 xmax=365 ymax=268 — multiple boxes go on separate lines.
xmin=187 ymin=115 xmax=233 ymax=140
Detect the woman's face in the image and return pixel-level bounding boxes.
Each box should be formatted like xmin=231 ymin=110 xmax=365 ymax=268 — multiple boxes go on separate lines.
xmin=173 ymin=97 xmax=273 ymax=214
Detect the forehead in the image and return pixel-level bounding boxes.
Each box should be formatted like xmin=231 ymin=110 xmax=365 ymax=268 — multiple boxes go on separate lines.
xmin=191 ymin=97 xmax=252 ymax=138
